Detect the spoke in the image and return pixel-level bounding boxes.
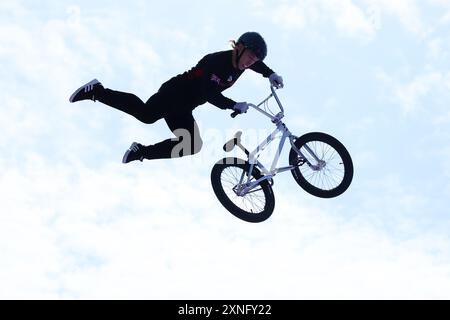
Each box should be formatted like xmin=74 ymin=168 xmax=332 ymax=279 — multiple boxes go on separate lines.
xmin=297 ymin=140 xmax=346 ymax=191
xmin=220 ymin=165 xmax=266 ymax=214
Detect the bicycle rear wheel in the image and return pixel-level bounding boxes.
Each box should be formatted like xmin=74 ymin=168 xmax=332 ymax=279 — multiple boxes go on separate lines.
xmin=289 ymin=132 xmax=353 ymax=198
xmin=211 ymin=157 xmax=275 ymax=223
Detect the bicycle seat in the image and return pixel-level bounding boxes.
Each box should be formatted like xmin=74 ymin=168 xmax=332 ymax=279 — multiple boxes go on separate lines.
xmin=223 ymin=131 xmax=243 ymax=152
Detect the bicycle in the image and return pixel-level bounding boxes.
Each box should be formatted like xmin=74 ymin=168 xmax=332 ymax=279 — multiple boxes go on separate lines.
xmin=210 ymin=86 xmax=354 ymax=223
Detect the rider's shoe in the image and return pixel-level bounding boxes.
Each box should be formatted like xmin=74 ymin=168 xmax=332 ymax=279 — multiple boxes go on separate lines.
xmin=69 ymin=79 xmax=104 ymax=103
xmin=122 ymin=142 xmax=145 ymax=164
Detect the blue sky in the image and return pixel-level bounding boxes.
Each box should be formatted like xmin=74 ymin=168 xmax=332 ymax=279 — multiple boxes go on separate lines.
xmin=1 ymin=0 xmax=450 ymax=299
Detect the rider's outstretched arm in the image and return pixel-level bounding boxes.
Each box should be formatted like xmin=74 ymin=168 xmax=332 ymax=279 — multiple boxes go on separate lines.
xmin=251 ymin=61 xmax=284 ymax=88
xmin=206 ymin=92 xmax=236 ymax=110
xmin=249 ymin=61 xmax=274 ymax=78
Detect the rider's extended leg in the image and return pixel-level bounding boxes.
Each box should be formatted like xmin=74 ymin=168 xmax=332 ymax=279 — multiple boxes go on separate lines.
xmin=95 ymin=88 xmax=165 ymax=124
xmin=70 ymin=79 xmax=166 ymax=124
xmin=123 ymin=112 xmax=203 ymax=163
xmin=144 ymin=112 xmax=203 ymax=160
xmin=70 ymin=80 xmax=203 ymax=163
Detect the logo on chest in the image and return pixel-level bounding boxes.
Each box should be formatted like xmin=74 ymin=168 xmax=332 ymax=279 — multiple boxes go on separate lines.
xmin=211 ymin=74 xmax=234 ymax=87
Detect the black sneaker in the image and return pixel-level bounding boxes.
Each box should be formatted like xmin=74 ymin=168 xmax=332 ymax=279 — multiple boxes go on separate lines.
xmin=69 ymin=79 xmax=104 ymax=103
xmin=122 ymin=142 xmax=145 ymax=164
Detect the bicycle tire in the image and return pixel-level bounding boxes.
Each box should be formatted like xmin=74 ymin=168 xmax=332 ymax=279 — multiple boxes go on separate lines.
xmin=289 ymin=132 xmax=353 ymax=198
xmin=211 ymin=157 xmax=275 ymax=223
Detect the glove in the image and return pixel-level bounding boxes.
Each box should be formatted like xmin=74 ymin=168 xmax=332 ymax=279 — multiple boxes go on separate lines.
xmin=269 ymin=73 xmax=284 ymax=88
xmin=233 ymin=102 xmax=249 ymax=114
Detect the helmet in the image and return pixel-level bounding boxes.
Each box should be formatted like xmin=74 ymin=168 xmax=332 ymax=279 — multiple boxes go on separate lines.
xmin=237 ymin=32 xmax=267 ymax=60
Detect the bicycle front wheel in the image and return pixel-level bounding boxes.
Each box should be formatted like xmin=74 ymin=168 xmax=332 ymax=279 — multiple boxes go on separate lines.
xmin=289 ymin=132 xmax=353 ymax=198
xmin=211 ymin=157 xmax=275 ymax=223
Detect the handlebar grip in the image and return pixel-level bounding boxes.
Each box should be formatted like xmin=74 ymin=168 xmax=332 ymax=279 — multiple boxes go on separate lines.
xmin=231 ymin=110 xmax=240 ymax=118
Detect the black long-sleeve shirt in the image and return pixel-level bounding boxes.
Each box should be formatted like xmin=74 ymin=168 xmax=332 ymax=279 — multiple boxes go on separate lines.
xmin=160 ymin=50 xmax=274 ymax=110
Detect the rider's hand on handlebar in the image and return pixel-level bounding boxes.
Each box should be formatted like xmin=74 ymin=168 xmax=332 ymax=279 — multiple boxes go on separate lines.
xmin=233 ymin=102 xmax=249 ymax=114
xmin=269 ymin=73 xmax=284 ymax=88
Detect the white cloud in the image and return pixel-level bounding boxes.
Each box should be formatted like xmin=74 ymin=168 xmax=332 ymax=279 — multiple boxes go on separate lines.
xmin=273 ymin=3 xmax=308 ymax=30
xmin=426 ymin=36 xmax=450 ymax=74
xmin=376 ymin=70 xmax=450 ymax=114
xmin=331 ymin=0 xmax=377 ymax=39
xmin=427 ymin=38 xmax=445 ymax=60
xmin=271 ymin=0 xmax=377 ymax=41
xmin=393 ymin=72 xmax=443 ymax=113
xmin=374 ymin=0 xmax=428 ymax=36
xmin=440 ymin=11 xmax=450 ymax=23
xmin=2 ymin=153 xmax=450 ymax=298
xmin=265 ymin=0 xmax=447 ymax=41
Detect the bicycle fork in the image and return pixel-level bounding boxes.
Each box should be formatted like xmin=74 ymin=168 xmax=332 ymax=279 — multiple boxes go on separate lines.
xmin=289 ymin=136 xmax=326 ymax=171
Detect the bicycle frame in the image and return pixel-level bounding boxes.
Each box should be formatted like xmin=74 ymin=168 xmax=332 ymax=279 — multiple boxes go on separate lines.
xmin=232 ymin=86 xmax=322 ymax=196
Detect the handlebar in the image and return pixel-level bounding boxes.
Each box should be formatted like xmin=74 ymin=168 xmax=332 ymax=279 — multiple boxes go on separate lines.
xmin=230 ymin=85 xmax=284 ymax=120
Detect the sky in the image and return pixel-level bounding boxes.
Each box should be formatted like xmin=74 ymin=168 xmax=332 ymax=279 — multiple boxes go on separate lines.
xmin=1 ymin=0 xmax=450 ymax=299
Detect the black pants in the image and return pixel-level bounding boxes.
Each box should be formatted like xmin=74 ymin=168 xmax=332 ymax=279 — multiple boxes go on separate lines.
xmin=96 ymin=88 xmax=203 ymax=160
